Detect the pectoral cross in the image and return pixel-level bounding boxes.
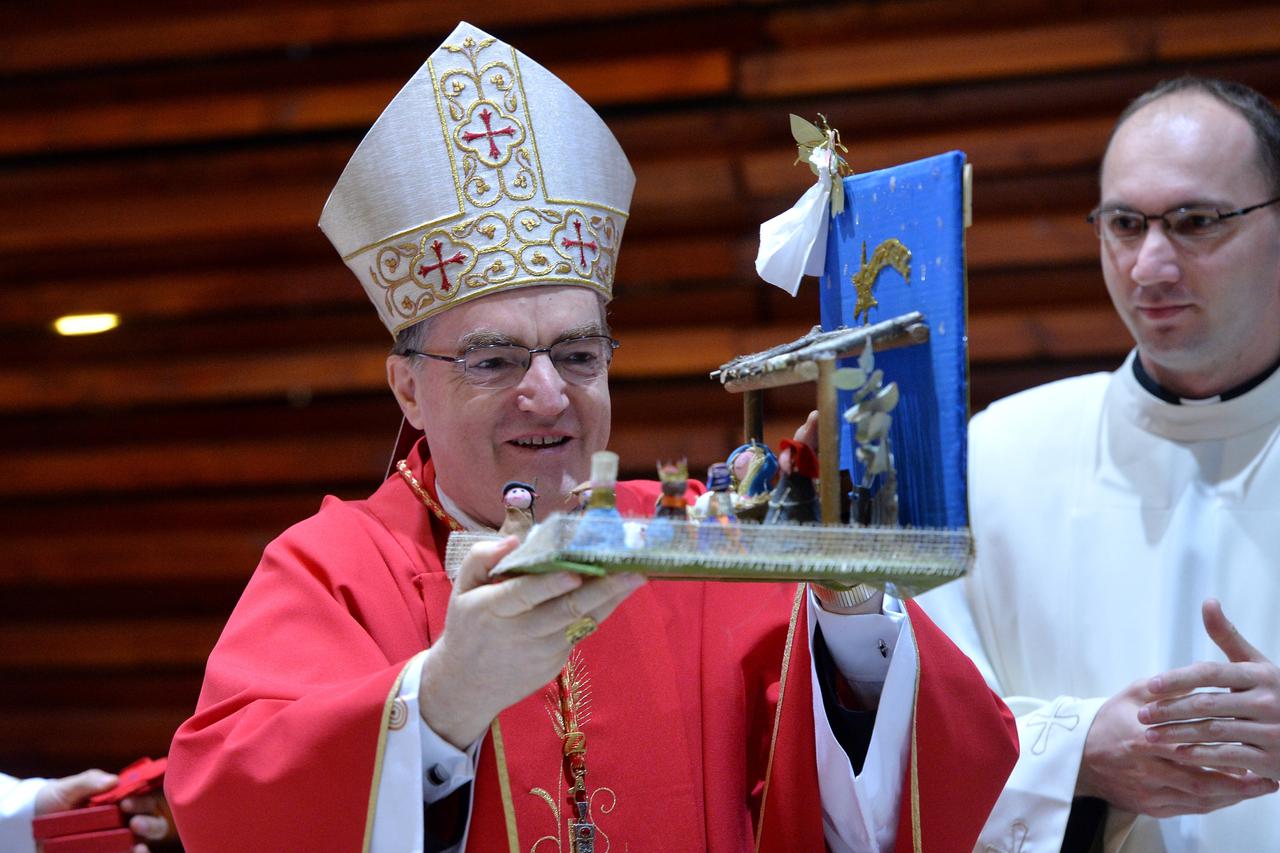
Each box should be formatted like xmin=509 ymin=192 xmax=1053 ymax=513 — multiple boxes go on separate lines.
xmin=568 ymin=800 xmax=595 ymax=853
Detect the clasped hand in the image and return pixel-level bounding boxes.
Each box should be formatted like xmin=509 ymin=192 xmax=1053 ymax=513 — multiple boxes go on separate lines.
xmin=419 ymin=536 xmax=645 ymax=749
xmin=1078 ymin=599 xmax=1280 ymax=817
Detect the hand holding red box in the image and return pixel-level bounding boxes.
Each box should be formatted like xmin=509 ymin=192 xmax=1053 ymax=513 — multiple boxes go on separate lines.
xmin=32 ymin=758 xmax=170 ymax=853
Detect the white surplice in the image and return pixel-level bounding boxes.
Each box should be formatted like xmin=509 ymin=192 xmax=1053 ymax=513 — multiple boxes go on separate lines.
xmin=919 ymin=350 xmax=1280 ymax=852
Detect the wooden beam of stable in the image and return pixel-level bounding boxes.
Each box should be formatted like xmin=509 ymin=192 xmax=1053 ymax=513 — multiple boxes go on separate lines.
xmin=0 ymin=0 xmax=731 ymax=75
xmin=739 ymin=8 xmax=1280 ymax=98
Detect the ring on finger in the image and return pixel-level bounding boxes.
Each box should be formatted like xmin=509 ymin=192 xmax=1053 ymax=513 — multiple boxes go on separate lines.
xmin=565 ymin=615 xmax=597 ymax=645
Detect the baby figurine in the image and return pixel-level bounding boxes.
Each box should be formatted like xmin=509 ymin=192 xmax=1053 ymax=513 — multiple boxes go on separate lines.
xmin=498 ymin=480 xmax=537 ymax=539
xmin=726 ymin=440 xmax=778 ymax=522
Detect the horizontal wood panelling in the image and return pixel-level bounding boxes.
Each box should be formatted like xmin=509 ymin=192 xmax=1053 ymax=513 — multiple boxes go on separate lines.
xmin=0 ymin=620 xmax=224 ymax=669
xmin=740 ymin=8 xmax=1280 ymax=97
xmin=0 ymin=304 xmax=1122 ymax=415
xmin=0 ymin=0 xmax=733 ymax=75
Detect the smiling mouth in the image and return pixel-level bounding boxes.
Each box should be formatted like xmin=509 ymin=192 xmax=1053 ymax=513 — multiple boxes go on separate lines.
xmin=1137 ymin=304 xmax=1190 ymax=319
xmin=510 ymin=436 xmax=570 ymax=449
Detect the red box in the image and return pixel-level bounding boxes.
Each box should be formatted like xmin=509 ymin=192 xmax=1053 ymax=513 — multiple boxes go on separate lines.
xmin=88 ymin=757 xmax=166 ymax=806
xmin=31 ymin=805 xmax=124 ymax=841
xmin=42 ymin=827 xmax=135 ymax=853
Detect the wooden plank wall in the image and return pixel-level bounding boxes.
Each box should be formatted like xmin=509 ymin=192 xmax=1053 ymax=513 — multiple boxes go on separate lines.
xmin=3 ymin=0 xmax=1278 ymax=789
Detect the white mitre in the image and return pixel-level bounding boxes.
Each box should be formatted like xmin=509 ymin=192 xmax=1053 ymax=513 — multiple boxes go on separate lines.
xmin=319 ymin=21 xmax=635 ymax=335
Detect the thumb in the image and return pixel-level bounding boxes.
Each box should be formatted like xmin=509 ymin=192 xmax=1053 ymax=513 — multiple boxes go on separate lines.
xmin=35 ymin=769 xmax=118 ymax=815
xmin=454 ymin=535 xmax=519 ymax=594
xmin=793 ymin=409 xmax=820 ymax=446
xmin=1203 ymin=598 xmax=1267 ymax=663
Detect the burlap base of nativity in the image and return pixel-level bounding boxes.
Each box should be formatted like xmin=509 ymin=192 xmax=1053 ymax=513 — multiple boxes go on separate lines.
xmin=443 ymin=512 xmax=971 ymax=598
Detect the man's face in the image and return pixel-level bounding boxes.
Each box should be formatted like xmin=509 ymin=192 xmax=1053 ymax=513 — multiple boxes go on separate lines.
xmin=1100 ymin=94 xmax=1280 ymax=397
xmin=1099 ymin=93 xmax=1280 ymax=398
xmin=389 ymin=286 xmax=611 ymax=527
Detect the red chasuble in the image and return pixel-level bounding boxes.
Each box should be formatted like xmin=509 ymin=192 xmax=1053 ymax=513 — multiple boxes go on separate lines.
xmin=168 ymin=440 xmax=1015 ymax=852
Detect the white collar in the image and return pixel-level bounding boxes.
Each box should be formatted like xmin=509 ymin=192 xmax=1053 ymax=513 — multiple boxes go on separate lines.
xmin=434 ymin=481 xmax=497 ymax=533
xmin=1113 ymin=349 xmax=1280 ymax=442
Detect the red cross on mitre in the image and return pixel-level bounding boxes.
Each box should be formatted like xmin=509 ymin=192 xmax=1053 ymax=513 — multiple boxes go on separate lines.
xmin=555 ymin=215 xmax=601 ymax=278
xmin=412 ymin=234 xmax=473 ymax=297
xmin=458 ymin=102 xmax=524 ymax=166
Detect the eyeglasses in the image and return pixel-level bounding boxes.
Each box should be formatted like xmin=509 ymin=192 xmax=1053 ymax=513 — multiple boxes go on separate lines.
xmin=402 ymin=335 xmax=619 ymax=389
xmin=1087 ymin=197 xmax=1280 ymax=244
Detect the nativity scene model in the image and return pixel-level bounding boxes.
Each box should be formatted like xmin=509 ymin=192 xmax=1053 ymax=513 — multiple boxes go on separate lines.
xmin=446 ymin=117 xmax=976 ymax=599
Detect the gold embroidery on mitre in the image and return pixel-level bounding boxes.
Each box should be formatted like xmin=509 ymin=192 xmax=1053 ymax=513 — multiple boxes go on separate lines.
xmin=411 ymin=231 xmax=479 ymax=302
xmin=350 ymin=29 xmax=626 ymax=333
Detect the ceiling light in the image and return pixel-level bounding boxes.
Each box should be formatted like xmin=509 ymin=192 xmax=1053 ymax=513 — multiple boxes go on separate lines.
xmin=53 ymin=313 xmax=120 ymax=336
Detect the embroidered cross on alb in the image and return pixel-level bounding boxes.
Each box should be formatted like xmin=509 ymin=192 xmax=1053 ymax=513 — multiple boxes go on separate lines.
xmin=561 ymin=219 xmax=598 ymax=268
xmin=1026 ymin=700 xmax=1080 ymax=755
xmin=418 ymin=240 xmax=467 ymax=292
xmin=462 ymin=108 xmax=518 ymax=160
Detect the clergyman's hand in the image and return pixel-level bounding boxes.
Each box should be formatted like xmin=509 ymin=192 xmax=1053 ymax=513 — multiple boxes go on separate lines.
xmin=1140 ymin=599 xmax=1280 ymax=788
xmin=1076 ymin=677 xmax=1275 ymax=817
xmin=419 ymin=536 xmax=645 ymax=749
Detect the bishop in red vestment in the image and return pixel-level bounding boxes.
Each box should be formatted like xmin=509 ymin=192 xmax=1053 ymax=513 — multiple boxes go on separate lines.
xmin=166 ymin=20 xmax=1017 ymax=852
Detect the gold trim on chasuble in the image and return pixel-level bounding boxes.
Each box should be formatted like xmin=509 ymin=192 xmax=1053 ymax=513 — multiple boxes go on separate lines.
xmin=349 ymin=33 xmax=625 ymax=335
xmin=753 ymin=584 xmax=808 ymax=852
xmin=492 ymin=719 xmax=523 ymax=853
xmin=905 ymin=615 xmax=923 ymax=853
xmin=362 ymin=653 xmax=425 ymax=853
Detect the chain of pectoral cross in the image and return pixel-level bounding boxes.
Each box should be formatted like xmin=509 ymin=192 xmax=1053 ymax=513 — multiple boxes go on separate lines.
xmin=559 ymin=667 xmax=596 ymax=853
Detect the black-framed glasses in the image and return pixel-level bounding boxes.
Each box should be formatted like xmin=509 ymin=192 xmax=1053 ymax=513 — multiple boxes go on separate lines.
xmin=1087 ymin=197 xmax=1280 ymax=243
xmin=402 ymin=335 xmax=619 ymax=389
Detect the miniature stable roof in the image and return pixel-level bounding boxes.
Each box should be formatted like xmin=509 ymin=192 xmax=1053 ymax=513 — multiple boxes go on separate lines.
xmin=711 ymin=312 xmax=928 ymax=393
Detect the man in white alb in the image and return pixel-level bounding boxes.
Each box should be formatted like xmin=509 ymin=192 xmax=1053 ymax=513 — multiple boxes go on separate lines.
xmin=920 ymin=76 xmax=1280 ymax=852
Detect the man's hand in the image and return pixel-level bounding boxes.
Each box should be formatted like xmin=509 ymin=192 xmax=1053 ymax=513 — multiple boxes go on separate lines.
xmin=420 ymin=536 xmax=645 ymax=749
xmin=1140 ymin=599 xmax=1280 ymax=785
xmin=34 ymin=770 xmax=173 ymax=852
xmin=779 ymin=410 xmax=819 ymax=475
xmin=1076 ymin=678 xmax=1274 ymax=817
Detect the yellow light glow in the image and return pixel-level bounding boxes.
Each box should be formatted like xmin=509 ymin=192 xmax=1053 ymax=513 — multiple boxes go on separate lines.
xmin=53 ymin=313 xmax=120 ymax=336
